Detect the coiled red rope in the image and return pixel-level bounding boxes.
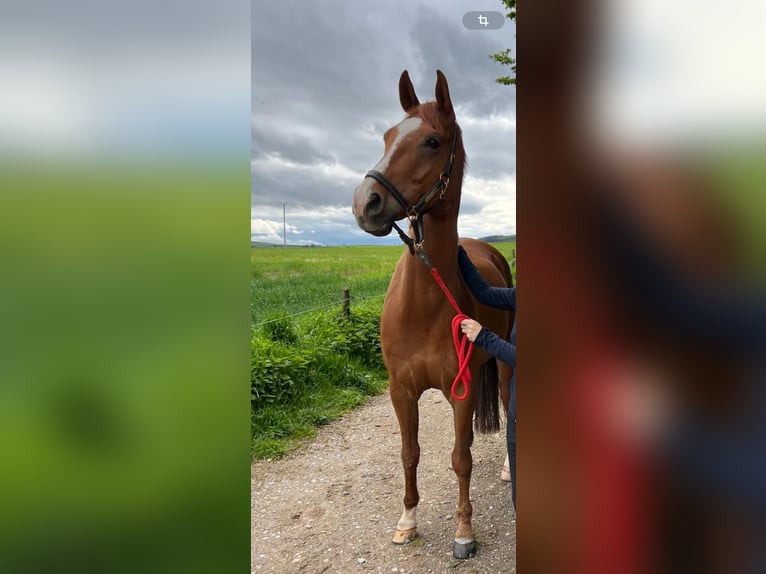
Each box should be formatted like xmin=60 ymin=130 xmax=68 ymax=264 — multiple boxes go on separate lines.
xmin=429 ymin=267 xmax=474 ymax=400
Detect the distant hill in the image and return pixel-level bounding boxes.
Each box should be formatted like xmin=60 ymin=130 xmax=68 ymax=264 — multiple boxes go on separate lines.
xmin=478 ymin=234 xmax=516 ymax=243
xmin=251 ymin=241 xmax=324 ymax=248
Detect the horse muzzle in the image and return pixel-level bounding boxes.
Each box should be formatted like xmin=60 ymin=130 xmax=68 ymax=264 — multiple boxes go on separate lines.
xmin=352 ymin=179 xmax=396 ymax=236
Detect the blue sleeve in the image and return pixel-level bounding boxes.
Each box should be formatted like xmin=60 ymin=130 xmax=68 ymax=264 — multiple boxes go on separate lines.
xmin=598 ymin=198 xmax=766 ymax=355
xmin=458 ymin=245 xmax=515 ymax=311
xmin=475 ymin=328 xmax=516 ymax=366
xmin=663 ymin=414 xmax=766 ymax=510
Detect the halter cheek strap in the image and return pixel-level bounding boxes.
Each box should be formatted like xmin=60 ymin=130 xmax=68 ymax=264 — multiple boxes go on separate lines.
xmin=364 ymin=125 xmax=460 ymax=254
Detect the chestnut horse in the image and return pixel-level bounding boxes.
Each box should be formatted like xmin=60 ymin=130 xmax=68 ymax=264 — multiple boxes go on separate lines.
xmin=352 ymin=70 xmax=514 ymax=559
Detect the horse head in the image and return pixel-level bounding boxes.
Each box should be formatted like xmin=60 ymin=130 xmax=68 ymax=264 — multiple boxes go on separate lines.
xmin=352 ymin=70 xmax=463 ymax=238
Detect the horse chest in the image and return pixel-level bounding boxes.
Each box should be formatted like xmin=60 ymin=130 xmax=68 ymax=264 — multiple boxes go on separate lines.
xmin=386 ymin=356 xmax=458 ymax=389
xmin=381 ymin=324 xmax=458 ymax=386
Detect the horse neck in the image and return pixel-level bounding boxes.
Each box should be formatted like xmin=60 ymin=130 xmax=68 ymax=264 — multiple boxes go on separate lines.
xmin=403 ymin=194 xmax=463 ymax=297
xmin=413 ymin=216 xmax=459 ymax=273
xmin=400 ymin=141 xmax=466 ymax=304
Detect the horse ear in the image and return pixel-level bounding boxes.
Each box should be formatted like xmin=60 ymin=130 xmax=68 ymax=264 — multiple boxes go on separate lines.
xmin=399 ymin=70 xmax=419 ymax=112
xmin=434 ymin=70 xmax=454 ymax=121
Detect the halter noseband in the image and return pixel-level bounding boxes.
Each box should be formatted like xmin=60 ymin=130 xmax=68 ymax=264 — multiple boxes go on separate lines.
xmin=364 ymin=125 xmax=460 ymax=256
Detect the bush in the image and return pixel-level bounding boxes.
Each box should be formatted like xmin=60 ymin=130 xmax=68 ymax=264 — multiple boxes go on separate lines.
xmin=261 ymin=313 xmax=298 ymax=344
xmin=251 ymin=300 xmax=387 ymax=457
xmin=306 ymin=304 xmax=382 ymax=369
xmin=250 ymin=337 xmax=310 ymax=406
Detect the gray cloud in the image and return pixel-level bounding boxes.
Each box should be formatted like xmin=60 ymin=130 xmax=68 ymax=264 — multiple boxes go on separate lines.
xmin=1 ymin=1 xmax=249 ymax=158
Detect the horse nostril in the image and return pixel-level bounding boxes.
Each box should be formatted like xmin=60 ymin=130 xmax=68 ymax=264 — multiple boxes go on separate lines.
xmin=367 ymin=191 xmax=383 ymax=215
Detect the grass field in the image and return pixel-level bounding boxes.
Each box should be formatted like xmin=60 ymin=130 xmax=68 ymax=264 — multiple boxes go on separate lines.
xmin=251 ymin=242 xmax=516 ymax=325
xmin=250 ymin=241 xmax=515 ymax=459
xmin=251 ymin=245 xmax=400 ymax=327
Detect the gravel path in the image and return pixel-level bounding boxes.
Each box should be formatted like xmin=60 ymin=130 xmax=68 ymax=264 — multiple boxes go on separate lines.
xmin=252 ymin=389 xmax=516 ymax=573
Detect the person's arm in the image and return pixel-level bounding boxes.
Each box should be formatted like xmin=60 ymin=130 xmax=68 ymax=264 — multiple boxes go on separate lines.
xmin=475 ymin=328 xmax=516 ymax=366
xmin=607 ymin=365 xmax=766 ymax=509
xmin=462 ymin=317 xmax=515 ymax=366
xmin=598 ymin=196 xmax=766 ymax=355
xmin=458 ymin=245 xmax=515 ymax=311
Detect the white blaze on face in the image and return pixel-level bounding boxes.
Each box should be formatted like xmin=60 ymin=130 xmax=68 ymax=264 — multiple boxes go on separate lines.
xmin=372 ymin=117 xmax=422 ymax=175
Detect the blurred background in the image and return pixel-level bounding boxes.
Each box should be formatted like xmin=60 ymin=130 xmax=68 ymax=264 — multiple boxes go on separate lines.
xmin=4 ymin=0 xmax=766 ymax=572
xmin=519 ymin=0 xmax=766 ymax=573
xmin=0 ymin=1 xmax=251 ymax=572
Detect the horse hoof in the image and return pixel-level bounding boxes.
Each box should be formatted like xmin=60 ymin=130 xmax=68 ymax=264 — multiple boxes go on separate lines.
xmin=453 ymin=538 xmax=476 ymax=559
xmin=501 ymin=464 xmax=511 ymax=482
xmin=392 ymin=528 xmax=418 ymax=545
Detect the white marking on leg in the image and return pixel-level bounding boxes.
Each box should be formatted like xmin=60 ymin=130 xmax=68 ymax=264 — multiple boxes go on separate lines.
xmin=397 ymin=506 xmax=417 ymax=531
xmin=454 ymin=537 xmax=475 ymax=545
xmin=372 ymin=117 xmax=422 ymax=175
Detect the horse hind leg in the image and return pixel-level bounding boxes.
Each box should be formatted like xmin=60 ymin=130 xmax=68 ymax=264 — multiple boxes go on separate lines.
xmin=390 ymin=383 xmax=421 ymax=544
xmin=499 ymin=362 xmax=512 ymax=417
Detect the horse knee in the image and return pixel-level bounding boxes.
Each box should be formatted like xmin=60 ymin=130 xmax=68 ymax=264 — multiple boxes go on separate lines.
xmin=451 ymin=449 xmax=472 ymax=477
xmin=401 ymin=445 xmax=420 ymax=470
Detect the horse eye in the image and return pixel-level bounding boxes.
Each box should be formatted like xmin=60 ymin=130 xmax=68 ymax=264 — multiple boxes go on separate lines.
xmin=424 ymin=137 xmax=440 ymax=149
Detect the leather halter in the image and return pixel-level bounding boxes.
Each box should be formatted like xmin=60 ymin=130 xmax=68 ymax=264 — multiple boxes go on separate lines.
xmin=364 ymin=124 xmax=460 ymax=256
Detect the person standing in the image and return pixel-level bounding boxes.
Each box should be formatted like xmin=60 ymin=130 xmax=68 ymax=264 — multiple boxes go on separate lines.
xmin=457 ymin=244 xmax=517 ymax=509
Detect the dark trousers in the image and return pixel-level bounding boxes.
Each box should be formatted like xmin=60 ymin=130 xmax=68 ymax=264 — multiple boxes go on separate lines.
xmin=508 ymin=375 xmax=516 ymax=510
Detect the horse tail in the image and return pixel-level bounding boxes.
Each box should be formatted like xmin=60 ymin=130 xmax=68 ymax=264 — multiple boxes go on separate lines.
xmin=474 ymin=357 xmax=500 ymax=433
xmin=504 ymin=255 xmax=513 ymax=288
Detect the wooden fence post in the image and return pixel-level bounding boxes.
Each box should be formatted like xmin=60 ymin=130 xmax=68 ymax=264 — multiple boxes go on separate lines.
xmin=342 ymin=288 xmax=350 ymax=318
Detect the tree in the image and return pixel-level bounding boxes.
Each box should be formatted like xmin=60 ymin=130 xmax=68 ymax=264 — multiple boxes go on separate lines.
xmin=490 ymin=0 xmax=516 ymax=86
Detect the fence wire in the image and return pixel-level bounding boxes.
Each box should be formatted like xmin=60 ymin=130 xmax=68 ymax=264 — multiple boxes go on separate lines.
xmin=252 ymin=291 xmax=386 ymax=328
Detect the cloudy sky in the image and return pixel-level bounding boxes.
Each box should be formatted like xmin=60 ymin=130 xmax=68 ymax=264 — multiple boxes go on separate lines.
xmin=251 ymin=0 xmax=516 ymax=245
xmin=0 ymin=1 xmax=249 ymax=160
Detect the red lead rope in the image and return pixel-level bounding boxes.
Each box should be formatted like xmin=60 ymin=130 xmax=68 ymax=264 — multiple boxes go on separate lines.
xmin=429 ymin=267 xmax=474 ymax=400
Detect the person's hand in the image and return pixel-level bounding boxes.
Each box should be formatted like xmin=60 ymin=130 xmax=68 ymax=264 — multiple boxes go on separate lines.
xmin=460 ymin=319 xmax=483 ymax=342
xmin=604 ymin=363 xmax=676 ymax=448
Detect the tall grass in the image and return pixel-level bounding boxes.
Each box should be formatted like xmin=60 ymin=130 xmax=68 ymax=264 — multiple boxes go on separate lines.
xmin=251 ymin=300 xmax=387 ymax=458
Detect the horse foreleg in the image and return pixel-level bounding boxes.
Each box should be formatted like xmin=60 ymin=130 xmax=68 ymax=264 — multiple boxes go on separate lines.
xmin=390 ymin=384 xmax=420 ymax=544
xmin=451 ymin=398 xmax=476 ymax=558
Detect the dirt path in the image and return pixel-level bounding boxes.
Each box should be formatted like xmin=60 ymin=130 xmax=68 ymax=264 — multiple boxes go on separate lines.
xmin=252 ymin=389 xmax=516 ymax=573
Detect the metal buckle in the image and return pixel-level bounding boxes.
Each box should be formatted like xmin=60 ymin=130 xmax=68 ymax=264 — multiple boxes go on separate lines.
xmin=414 ymin=243 xmax=432 ymax=270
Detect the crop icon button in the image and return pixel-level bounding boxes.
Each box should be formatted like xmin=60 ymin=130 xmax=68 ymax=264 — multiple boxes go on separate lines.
xmin=462 ymin=11 xmax=504 ymax=30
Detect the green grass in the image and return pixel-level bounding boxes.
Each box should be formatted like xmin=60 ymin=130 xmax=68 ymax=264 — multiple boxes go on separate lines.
xmin=250 ymin=241 xmax=515 ymax=459
xmin=251 ymin=386 xmax=374 ymax=459
xmin=1 ymin=162 xmax=250 ymax=572
xmin=704 ymin=151 xmax=766 ymax=279
xmin=251 ymin=299 xmax=389 ymax=459
xmin=251 ymin=245 xmax=401 ymax=326
xmin=251 ymin=242 xmax=516 ymax=325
